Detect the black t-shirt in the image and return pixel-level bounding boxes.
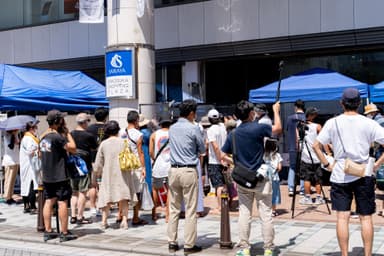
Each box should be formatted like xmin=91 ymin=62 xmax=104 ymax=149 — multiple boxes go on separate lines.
xmin=70 ymin=130 xmax=97 ymax=171
xmin=40 ymin=132 xmax=68 ymax=183
xmin=87 ymin=123 xmax=108 ymax=162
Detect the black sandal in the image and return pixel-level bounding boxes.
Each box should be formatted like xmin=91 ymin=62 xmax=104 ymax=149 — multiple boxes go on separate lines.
xmin=77 ymin=217 xmax=93 ymax=224
xmin=70 ymin=217 xmax=77 ymax=224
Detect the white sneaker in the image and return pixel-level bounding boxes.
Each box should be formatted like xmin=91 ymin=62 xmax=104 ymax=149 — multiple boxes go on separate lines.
xmin=90 ymin=208 xmax=101 ymax=217
xmin=314 ymin=197 xmax=325 ymax=205
xmin=299 ymin=197 xmax=313 ymax=205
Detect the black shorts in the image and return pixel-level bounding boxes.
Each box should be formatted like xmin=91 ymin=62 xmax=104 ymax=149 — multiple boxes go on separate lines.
xmin=300 ymin=161 xmax=322 ymax=184
xmin=43 ymin=180 xmax=72 ymax=201
xmin=331 ymin=176 xmax=376 ymax=215
xmin=207 ymin=164 xmax=225 ymax=188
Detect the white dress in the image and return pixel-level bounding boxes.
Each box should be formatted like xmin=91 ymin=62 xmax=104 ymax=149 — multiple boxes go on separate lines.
xmin=19 ymin=135 xmax=39 ymax=196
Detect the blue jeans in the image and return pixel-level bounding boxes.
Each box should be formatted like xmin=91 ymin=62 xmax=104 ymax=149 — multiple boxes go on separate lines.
xmin=288 ymin=150 xmax=304 ymax=192
xmin=288 ymin=167 xmax=304 ymax=192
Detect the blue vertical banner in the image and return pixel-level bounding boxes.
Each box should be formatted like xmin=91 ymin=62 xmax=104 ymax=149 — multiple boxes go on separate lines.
xmin=105 ymin=49 xmax=135 ymax=98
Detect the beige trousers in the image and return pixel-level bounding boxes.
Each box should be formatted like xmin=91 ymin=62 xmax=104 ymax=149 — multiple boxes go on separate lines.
xmin=4 ymin=165 xmax=19 ymax=200
xmin=237 ymin=180 xmax=275 ymax=250
xmin=167 ymin=167 xmax=198 ymax=249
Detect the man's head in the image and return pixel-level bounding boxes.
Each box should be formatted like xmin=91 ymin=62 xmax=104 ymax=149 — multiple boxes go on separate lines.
xmin=207 ymin=109 xmax=220 ymax=125
xmin=341 ymin=88 xmax=361 ymax=111
xmin=305 ymin=107 xmax=319 ymax=120
xmin=46 ymin=109 xmax=66 ymax=126
xmin=254 ymin=103 xmax=267 ymax=118
xmin=179 ymin=99 xmax=197 ymax=119
xmin=235 ymin=100 xmax=255 ymax=122
xmin=104 ymin=120 xmax=120 ymax=136
xmin=158 ymin=113 xmax=172 ymax=128
xmin=364 ymin=103 xmax=379 ymax=118
xmin=127 ymin=110 xmax=140 ymax=125
xmin=94 ymin=107 xmax=109 ymax=122
xmin=294 ymin=99 xmax=305 ymax=112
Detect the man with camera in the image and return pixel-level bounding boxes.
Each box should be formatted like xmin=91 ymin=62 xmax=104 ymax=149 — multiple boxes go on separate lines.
xmin=313 ymin=88 xmax=384 ymax=256
xmin=298 ymin=107 xmax=325 ymax=205
xmin=221 ymin=100 xmax=281 ymax=256
xmin=40 ymin=110 xmax=77 ymax=242
xmin=286 ymin=100 xmax=306 ymax=196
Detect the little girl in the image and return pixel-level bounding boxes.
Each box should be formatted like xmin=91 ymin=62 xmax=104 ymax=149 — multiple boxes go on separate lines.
xmin=263 ymin=139 xmax=283 ymax=217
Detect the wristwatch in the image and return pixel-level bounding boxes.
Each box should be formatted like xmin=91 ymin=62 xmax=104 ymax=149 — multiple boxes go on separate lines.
xmin=323 ymin=162 xmax=330 ymax=168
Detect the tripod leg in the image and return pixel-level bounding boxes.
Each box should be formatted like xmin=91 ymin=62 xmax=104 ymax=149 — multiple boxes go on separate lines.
xmin=320 ymin=184 xmax=331 ymax=215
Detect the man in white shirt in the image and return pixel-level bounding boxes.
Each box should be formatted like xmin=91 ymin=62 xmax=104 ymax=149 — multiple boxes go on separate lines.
xmin=206 ymin=109 xmax=227 ymax=212
xmin=313 ymin=88 xmax=384 ymax=256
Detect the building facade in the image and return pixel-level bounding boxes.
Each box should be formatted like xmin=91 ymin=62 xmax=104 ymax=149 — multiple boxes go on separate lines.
xmin=1 ymin=0 xmax=384 ymax=108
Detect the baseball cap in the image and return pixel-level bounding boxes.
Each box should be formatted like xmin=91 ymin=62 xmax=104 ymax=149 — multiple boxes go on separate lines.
xmin=305 ymin=107 xmax=319 ymax=116
xmin=76 ymin=113 xmax=91 ymax=123
xmin=139 ymin=114 xmax=150 ymax=127
xmin=46 ymin=109 xmax=66 ymax=122
xmin=342 ymin=88 xmax=360 ymax=102
xmin=254 ymin=103 xmax=267 ymax=113
xmin=207 ymin=109 xmax=219 ymax=119
xmin=200 ymin=116 xmax=211 ymax=126
xmin=364 ymin=103 xmax=379 ymax=115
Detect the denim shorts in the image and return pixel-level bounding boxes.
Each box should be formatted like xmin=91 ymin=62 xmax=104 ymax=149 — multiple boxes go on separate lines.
xmin=331 ymin=176 xmax=376 ymax=215
xmin=207 ymin=164 xmax=225 ymax=188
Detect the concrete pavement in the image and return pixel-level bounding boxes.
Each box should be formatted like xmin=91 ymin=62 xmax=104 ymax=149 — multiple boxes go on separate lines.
xmin=0 ymin=185 xmax=384 ymax=256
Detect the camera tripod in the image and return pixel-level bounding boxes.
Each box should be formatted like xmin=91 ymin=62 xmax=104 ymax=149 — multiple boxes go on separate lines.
xmin=290 ymin=129 xmax=331 ymax=219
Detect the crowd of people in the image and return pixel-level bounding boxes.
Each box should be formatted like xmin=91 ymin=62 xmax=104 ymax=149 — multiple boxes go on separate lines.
xmin=1 ymin=87 xmax=384 ymax=256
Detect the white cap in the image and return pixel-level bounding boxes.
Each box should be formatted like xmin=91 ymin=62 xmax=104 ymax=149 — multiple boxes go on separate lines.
xmin=207 ymin=109 xmax=219 ymax=119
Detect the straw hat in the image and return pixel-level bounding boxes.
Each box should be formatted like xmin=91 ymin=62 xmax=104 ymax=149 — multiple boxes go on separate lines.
xmin=139 ymin=114 xmax=150 ymax=127
xmin=364 ymin=104 xmax=379 ymax=115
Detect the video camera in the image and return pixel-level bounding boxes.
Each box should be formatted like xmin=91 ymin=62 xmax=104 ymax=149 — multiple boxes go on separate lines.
xmin=296 ymin=120 xmax=308 ymax=140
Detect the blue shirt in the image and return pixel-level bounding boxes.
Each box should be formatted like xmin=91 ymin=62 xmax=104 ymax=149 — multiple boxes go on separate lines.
xmin=222 ymin=121 xmax=271 ymax=171
xmin=169 ymin=118 xmax=205 ymax=165
xmin=286 ymin=112 xmax=305 ymax=151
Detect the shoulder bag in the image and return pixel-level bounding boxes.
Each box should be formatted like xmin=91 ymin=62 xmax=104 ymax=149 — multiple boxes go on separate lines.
xmin=231 ymin=130 xmax=259 ymax=188
xmin=119 ymin=139 xmax=141 ymax=171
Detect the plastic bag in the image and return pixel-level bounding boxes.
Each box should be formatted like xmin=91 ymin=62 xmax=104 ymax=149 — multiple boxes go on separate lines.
xmin=31 ymin=151 xmax=41 ymax=172
xmin=140 ymin=182 xmax=154 ymax=211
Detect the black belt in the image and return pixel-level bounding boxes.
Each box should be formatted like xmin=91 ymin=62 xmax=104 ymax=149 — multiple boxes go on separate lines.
xmin=171 ymin=164 xmax=196 ymax=168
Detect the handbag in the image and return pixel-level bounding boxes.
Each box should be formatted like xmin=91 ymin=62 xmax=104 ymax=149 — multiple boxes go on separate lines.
xmin=231 ymin=130 xmax=259 ymax=188
xmin=67 ymin=155 xmax=89 ymax=179
xmin=335 ymin=119 xmax=373 ymax=177
xmin=119 ymin=139 xmax=141 ymax=171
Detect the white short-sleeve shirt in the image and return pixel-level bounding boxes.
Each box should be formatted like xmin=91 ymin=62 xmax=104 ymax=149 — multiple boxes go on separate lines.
xmin=317 ymin=114 xmax=384 ymax=183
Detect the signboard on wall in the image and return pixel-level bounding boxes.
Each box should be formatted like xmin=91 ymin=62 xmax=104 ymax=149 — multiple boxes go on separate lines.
xmin=105 ymin=49 xmax=135 ymax=98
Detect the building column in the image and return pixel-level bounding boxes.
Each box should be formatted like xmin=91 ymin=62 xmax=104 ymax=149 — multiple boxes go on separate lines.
xmin=106 ymin=0 xmax=155 ymax=128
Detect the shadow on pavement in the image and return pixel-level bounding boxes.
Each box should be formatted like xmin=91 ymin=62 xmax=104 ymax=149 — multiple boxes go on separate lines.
xmin=323 ymin=246 xmax=384 ymax=256
xmin=72 ymin=228 xmax=104 ymax=237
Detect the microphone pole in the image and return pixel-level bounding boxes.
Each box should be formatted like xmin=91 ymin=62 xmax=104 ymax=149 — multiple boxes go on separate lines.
xmin=276 ymin=60 xmax=284 ymax=102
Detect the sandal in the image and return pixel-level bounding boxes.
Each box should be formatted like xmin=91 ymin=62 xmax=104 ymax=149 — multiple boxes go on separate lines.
xmin=131 ymin=219 xmax=148 ymax=226
xmin=70 ymin=217 xmax=77 ymax=224
xmin=77 ymin=217 xmax=93 ymax=224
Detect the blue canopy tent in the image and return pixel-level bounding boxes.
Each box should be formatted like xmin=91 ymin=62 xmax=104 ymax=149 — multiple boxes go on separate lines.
xmin=369 ymin=81 xmax=384 ymax=103
xmin=249 ymin=68 xmax=368 ymax=103
xmin=0 ymin=64 xmax=108 ymax=111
